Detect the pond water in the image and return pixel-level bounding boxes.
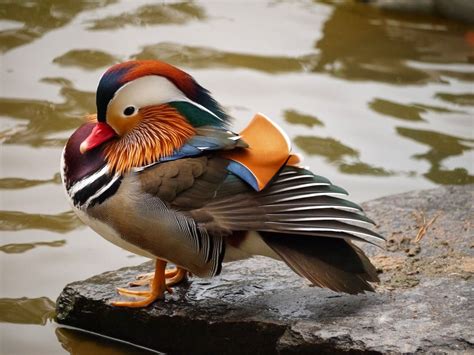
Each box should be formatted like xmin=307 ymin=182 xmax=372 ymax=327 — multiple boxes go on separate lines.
xmin=1 ymin=1 xmax=473 ymax=354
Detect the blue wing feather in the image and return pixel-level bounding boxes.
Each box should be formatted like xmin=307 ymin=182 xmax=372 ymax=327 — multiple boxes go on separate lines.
xmin=143 ymin=126 xmax=259 ymax=190
xmin=156 ymin=127 xmax=245 ymax=162
xmin=226 ymin=161 xmax=259 ymax=191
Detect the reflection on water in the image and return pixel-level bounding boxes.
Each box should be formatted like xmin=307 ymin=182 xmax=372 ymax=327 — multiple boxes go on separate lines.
xmin=1 ymin=0 xmax=473 ymax=354
xmin=0 ymin=240 xmax=66 ymax=254
xmin=53 ymin=50 xmax=118 ymax=70
xmin=295 ymin=135 xmax=357 ymax=161
xmin=0 ymin=0 xmax=116 ymax=53
xmin=435 ymin=92 xmax=474 ymax=106
xmin=0 ymin=297 xmax=55 ymax=325
xmin=0 ymin=173 xmax=61 ymax=189
xmin=87 ymin=3 xmax=205 ymax=30
xmin=0 ymin=78 xmax=94 ymax=147
xmin=369 ymin=98 xmax=425 ymax=121
xmin=284 ymin=109 xmax=324 ymax=128
xmin=369 ymin=98 xmax=468 ymax=122
xmin=339 ymin=162 xmax=394 ymax=176
xmin=410 ymin=103 xmax=464 ymax=114
xmin=56 ymin=327 xmax=159 ymax=355
xmin=132 ymin=42 xmax=318 ymax=74
xmin=0 ymin=210 xmax=81 ymax=232
xmin=397 ymin=127 xmax=474 ymax=184
xmin=313 ymin=3 xmax=473 ymax=83
xmin=294 ymin=136 xmax=393 ymax=176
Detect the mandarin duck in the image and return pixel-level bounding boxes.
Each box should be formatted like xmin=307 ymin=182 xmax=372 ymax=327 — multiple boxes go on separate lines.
xmin=61 ymin=60 xmax=384 ymax=308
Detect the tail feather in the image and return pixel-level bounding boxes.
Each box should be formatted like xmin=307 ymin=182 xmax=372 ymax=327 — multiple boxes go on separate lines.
xmin=261 ymin=232 xmax=379 ymax=294
xmin=263 ymin=220 xmax=382 ymax=246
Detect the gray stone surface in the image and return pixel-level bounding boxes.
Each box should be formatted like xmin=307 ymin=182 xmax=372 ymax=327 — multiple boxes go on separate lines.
xmin=56 ymin=185 xmax=474 ymax=354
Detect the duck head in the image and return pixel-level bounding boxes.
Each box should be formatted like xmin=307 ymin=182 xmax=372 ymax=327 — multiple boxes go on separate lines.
xmin=79 ymin=60 xmax=229 ymax=173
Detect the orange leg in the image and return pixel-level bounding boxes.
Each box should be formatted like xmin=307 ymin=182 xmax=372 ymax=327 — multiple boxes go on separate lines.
xmin=166 ymin=267 xmax=187 ymax=286
xmin=111 ymin=259 xmax=168 ymax=308
xmin=129 ymin=267 xmax=179 ymax=287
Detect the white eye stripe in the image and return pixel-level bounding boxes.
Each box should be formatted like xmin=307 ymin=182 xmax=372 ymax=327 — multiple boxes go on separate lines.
xmin=107 ymin=75 xmax=224 ymax=122
xmin=108 ymin=76 xmax=187 ymax=118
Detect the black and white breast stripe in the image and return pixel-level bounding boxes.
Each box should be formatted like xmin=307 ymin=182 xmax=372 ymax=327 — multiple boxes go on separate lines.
xmin=66 ymin=165 xmax=122 ymax=209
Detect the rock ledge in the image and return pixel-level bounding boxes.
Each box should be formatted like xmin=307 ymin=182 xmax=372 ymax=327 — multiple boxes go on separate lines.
xmin=56 ymin=186 xmax=474 ymax=354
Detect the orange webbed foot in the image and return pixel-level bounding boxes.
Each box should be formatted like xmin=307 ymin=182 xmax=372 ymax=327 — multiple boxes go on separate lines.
xmin=128 ymin=271 xmax=154 ymax=286
xmin=128 ymin=267 xmax=179 ymax=287
xmin=112 ymin=262 xmax=189 ymax=308
xmin=111 ymin=259 xmax=169 ymax=308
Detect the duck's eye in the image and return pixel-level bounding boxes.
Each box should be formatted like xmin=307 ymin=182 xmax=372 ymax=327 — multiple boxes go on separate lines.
xmin=123 ymin=106 xmax=136 ymax=116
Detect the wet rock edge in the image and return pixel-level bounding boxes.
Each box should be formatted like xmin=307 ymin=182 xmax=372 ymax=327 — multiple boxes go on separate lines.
xmin=56 ymin=185 xmax=474 ymax=354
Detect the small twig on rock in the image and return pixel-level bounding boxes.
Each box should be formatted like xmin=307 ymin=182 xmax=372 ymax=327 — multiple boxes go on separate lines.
xmin=413 ymin=211 xmax=440 ymax=243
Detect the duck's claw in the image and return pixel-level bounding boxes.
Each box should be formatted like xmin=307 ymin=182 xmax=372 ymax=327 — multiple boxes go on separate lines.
xmin=128 ymin=278 xmax=151 ymax=287
xmin=128 ymin=271 xmax=153 ymax=287
xmin=112 ymin=262 xmax=189 ymax=307
xmin=112 ymin=259 xmax=168 ymax=308
xmin=111 ymin=293 xmax=164 ymax=308
xmin=128 ymin=267 xmax=185 ymax=287
xmin=116 ymin=287 xmax=151 ymax=297
xmin=128 ymin=272 xmax=155 ymax=287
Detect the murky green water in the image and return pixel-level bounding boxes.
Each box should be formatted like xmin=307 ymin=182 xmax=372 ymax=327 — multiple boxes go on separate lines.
xmin=1 ymin=1 xmax=473 ymax=354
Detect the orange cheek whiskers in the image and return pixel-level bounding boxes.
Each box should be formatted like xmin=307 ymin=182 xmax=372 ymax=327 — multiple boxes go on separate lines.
xmin=105 ymin=104 xmax=195 ymax=175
